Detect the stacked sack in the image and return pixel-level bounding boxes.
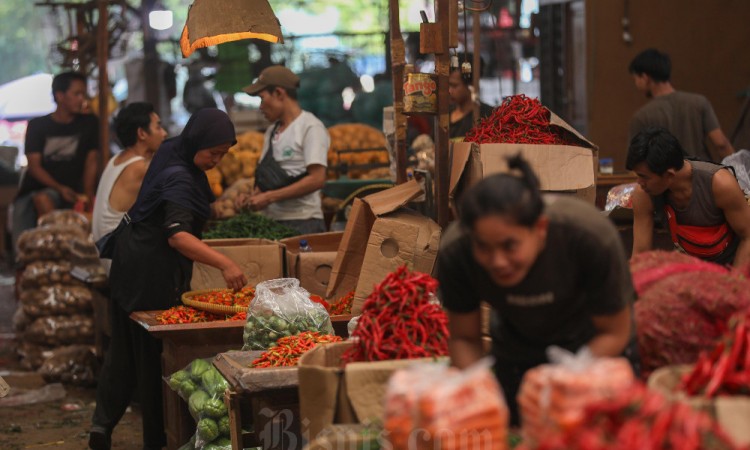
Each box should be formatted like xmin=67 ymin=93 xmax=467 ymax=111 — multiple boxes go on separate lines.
xmin=14 ymin=211 xmax=102 ymax=386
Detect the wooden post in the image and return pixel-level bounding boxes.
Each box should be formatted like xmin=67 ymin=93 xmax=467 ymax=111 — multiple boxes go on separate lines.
xmin=434 ymin=0 xmax=450 ymax=228
xmin=96 ymin=0 xmax=110 ymax=168
xmin=472 ymin=10 xmax=481 ymax=122
xmin=389 ymin=0 xmax=407 ymax=185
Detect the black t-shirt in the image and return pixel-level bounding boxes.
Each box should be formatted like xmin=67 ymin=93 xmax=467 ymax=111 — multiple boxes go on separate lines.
xmin=449 ymin=102 xmax=494 ymax=139
xmin=109 ymin=201 xmax=205 ymax=313
xmin=19 ymin=113 xmax=99 ymax=196
xmin=437 ymin=195 xmax=635 ymax=365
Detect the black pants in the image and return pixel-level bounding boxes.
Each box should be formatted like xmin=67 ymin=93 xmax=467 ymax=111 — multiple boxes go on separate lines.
xmin=91 ymin=299 xmax=166 ymax=448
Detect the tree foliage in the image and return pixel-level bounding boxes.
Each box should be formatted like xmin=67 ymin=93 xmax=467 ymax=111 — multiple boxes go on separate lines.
xmin=0 ymin=0 xmax=52 ymax=84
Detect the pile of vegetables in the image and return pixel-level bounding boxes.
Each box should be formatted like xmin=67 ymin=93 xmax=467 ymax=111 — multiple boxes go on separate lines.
xmin=327 ymin=123 xmax=389 ymax=179
xmin=251 ymin=331 xmax=342 ymax=368
xmin=242 ymin=309 xmax=332 ymax=350
xmin=211 ymin=179 xmax=254 ymax=219
xmin=216 ymin=130 xmax=264 ymax=189
xmin=328 ymin=291 xmax=354 ymax=316
xmin=517 ymin=384 xmax=740 ymax=450
xmin=204 ymin=210 xmax=297 ymax=240
xmin=464 ymin=95 xmax=584 ymax=146
xmin=342 ymin=265 xmax=449 ymax=363
xmin=190 ymin=286 xmax=256 ymax=308
xmin=156 ymin=306 xmax=245 ymax=325
xmin=631 ymin=252 xmax=750 ymax=376
xmin=167 ymin=359 xmax=232 ymax=450
xmin=680 ymin=310 xmax=750 ymax=396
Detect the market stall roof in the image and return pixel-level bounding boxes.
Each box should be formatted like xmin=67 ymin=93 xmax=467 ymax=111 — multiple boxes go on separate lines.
xmin=180 ymin=0 xmax=284 ymax=58
xmin=0 ymin=73 xmax=55 ymax=121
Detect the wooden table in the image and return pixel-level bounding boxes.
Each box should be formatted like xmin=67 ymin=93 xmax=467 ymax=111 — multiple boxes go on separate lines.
xmin=130 ymin=311 xmax=353 ymax=450
xmin=213 ymin=351 xmax=301 ymax=450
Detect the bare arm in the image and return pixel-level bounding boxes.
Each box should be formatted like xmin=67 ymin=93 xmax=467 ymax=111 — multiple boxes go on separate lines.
xmin=631 ymin=186 xmax=655 ymax=257
xmin=588 ymin=308 xmax=632 ymax=357
xmin=712 ymin=169 xmax=750 ymax=267
xmin=447 ymin=309 xmax=485 ymax=370
xmin=109 ymin=159 xmax=147 ymax=212
xmin=83 ymin=149 xmax=99 ymax=202
xmin=167 ymin=231 xmax=247 ymax=291
xmin=245 ymin=164 xmax=327 ymax=211
xmin=26 ymin=153 xmax=77 ymax=203
xmin=707 ymin=128 xmax=735 ymax=160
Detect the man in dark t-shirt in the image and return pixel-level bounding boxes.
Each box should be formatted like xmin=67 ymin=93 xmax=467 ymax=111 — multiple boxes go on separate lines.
xmin=12 ymin=71 xmax=99 ymax=249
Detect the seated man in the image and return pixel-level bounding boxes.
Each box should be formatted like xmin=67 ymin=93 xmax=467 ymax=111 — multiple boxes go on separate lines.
xmin=628 ymin=127 xmax=750 ymax=266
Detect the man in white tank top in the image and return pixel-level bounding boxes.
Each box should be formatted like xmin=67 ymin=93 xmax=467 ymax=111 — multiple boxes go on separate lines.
xmin=92 ymin=103 xmax=166 ymax=269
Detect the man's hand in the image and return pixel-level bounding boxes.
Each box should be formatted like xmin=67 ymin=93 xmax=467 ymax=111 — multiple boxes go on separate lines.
xmin=58 ymin=186 xmax=78 ymax=203
xmin=247 ymin=190 xmax=273 ymax=211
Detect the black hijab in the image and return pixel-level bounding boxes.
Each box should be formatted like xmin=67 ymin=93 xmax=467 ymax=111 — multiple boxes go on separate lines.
xmin=128 ymin=108 xmax=236 ymax=223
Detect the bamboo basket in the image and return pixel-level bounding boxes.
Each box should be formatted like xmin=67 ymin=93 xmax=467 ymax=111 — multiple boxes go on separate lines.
xmin=181 ymin=288 xmax=251 ymax=315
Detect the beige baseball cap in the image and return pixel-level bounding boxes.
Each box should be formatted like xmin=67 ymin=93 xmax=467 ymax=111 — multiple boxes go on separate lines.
xmin=242 ymin=65 xmax=300 ymax=95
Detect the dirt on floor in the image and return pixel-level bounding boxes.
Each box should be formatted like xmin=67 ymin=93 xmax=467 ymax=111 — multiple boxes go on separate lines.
xmin=0 ymin=269 xmax=146 ymax=450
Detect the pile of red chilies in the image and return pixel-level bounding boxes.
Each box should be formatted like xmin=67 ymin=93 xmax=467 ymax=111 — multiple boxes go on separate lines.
xmin=680 ymin=311 xmax=750 ymax=396
xmin=464 ymin=94 xmax=581 ymax=145
xmin=156 ymin=306 xmax=245 ymax=324
xmin=341 ymin=265 xmax=449 ymax=363
xmin=329 ymin=291 xmax=355 ymax=316
xmin=252 ymin=331 xmax=342 ymax=368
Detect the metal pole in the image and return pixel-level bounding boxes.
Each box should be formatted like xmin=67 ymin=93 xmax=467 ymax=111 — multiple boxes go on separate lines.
xmin=389 ymin=0 xmax=408 ymax=184
xmin=96 ymin=0 xmax=110 ymax=168
xmin=434 ymin=0 xmax=450 ymax=227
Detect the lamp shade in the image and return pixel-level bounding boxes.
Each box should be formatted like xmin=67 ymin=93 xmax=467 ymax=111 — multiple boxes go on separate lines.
xmin=180 ymin=0 xmax=284 ymax=58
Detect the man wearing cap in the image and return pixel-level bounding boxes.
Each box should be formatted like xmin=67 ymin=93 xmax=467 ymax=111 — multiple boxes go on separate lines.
xmin=237 ymin=65 xmax=330 ymax=234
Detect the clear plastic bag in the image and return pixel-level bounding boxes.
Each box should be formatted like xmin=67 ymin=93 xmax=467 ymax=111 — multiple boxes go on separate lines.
xmin=605 ymin=182 xmax=637 ymax=211
xmin=37 ymin=345 xmax=98 ymax=386
xmin=16 ymin=225 xmax=97 ymax=265
xmin=20 ymin=261 xmax=84 ymax=289
xmin=16 ymin=341 xmax=55 ymax=371
xmin=212 ymin=178 xmax=255 ymax=219
xmin=165 ymin=358 xmax=232 ymax=450
xmin=20 ymin=285 xmax=94 ymax=318
xmin=37 ymin=210 xmax=90 ymax=232
xmin=242 ymin=278 xmax=333 ymax=350
xmin=23 ymin=314 xmax=94 ymax=346
xmin=518 ymin=346 xmax=635 ymax=447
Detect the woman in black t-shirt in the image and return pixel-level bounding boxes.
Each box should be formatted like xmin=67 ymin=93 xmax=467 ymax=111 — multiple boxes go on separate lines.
xmin=89 ymin=109 xmax=247 ymax=450
xmin=437 ymin=155 xmax=638 ymax=426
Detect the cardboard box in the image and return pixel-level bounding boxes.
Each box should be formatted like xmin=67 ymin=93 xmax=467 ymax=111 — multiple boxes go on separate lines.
xmin=191 ymin=238 xmax=284 ymax=290
xmin=280 ymin=232 xmax=344 ymax=297
xmin=298 ymin=341 xmax=445 ymax=441
xmin=450 ymin=112 xmax=599 ymax=204
xmin=326 ymin=180 xmax=441 ymax=313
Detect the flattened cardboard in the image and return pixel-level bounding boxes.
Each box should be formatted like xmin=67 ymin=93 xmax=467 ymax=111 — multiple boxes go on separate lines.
xmin=353 ymin=210 xmax=441 ymax=313
xmin=281 ymin=232 xmax=343 ymax=297
xmin=326 ymin=180 xmax=428 ymax=302
xmin=191 ymin=238 xmax=284 ymax=290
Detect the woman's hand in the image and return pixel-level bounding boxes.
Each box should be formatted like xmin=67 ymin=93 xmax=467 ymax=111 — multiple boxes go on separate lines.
xmin=222 ymin=262 xmax=247 ymax=292
xmin=234 ymin=192 xmax=250 ymax=210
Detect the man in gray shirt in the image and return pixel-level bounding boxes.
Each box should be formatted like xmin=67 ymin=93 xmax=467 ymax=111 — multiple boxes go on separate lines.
xmin=628 ymin=48 xmax=734 ymax=162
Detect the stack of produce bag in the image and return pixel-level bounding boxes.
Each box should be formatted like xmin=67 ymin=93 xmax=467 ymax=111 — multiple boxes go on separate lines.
xmin=242 ymin=278 xmax=333 ymax=350
xmin=384 ymin=358 xmax=509 ymax=450
xmin=167 ymin=358 xmax=232 ymax=450
xmin=14 ymin=214 xmax=102 ymax=385
xmin=518 ymin=347 xmax=635 ymax=448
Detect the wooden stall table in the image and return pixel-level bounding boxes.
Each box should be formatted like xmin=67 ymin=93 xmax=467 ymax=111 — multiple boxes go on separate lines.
xmin=213 ymin=351 xmax=301 ymax=450
xmin=130 ymin=311 xmax=246 ymax=450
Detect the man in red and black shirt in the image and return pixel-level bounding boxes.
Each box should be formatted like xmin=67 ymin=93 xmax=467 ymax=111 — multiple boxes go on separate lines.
xmin=628 ymin=127 xmax=750 ymax=266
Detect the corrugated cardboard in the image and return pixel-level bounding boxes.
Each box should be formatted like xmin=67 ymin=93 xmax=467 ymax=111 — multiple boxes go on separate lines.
xmin=190 ymin=238 xmax=284 ymax=290
xmin=450 ymin=111 xmax=599 ymax=204
xmin=281 ymin=232 xmax=344 ymax=297
xmin=326 ymin=180 xmax=441 ymax=313
xmin=298 ymin=341 xmax=443 ymax=442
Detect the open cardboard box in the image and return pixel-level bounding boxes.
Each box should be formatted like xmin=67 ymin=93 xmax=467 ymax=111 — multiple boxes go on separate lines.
xmin=298 ymin=341 xmax=447 ymax=442
xmin=325 ymin=180 xmax=441 ymax=313
xmin=450 ymin=111 xmax=599 ymax=204
xmin=191 ymin=238 xmax=285 ymax=290
xmin=281 ymin=232 xmax=343 ymax=297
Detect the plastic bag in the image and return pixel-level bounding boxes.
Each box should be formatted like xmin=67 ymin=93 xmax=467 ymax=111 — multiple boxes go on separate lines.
xmin=16 ymin=225 xmax=97 ymax=265
xmin=347 ymin=315 xmax=360 ymax=337
xmin=16 ymin=341 xmax=55 ymax=371
xmin=37 ymin=345 xmax=98 ymax=386
xmin=605 ymin=182 xmax=637 ymax=211
xmin=20 ymin=261 xmax=84 ymax=289
xmin=212 ymin=178 xmax=254 ymax=219
xmin=242 ymin=278 xmax=333 ymax=350
xmin=165 ymin=358 xmax=232 ymax=450
xmin=24 ymin=314 xmax=94 ymax=346
xmin=518 ymin=346 xmax=635 ymax=447
xmin=37 ymin=210 xmax=90 ymax=232
xmin=20 ymin=285 xmax=94 ymax=318
xmin=384 ymin=357 xmax=509 ymax=450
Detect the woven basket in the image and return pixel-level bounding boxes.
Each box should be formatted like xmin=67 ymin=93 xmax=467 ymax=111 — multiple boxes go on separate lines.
xmin=181 ymin=288 xmax=250 ymax=315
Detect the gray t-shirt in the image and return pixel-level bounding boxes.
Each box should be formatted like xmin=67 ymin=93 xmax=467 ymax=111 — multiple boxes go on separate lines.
xmin=629 ymin=91 xmax=721 ymax=162
xmin=437 ymin=195 xmax=634 ymax=365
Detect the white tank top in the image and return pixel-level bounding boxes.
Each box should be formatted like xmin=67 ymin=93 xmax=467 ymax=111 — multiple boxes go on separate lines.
xmin=92 ymin=155 xmax=145 ymax=241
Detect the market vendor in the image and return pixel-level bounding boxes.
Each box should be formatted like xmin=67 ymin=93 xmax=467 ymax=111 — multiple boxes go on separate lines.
xmin=449 ymin=53 xmax=493 ymax=140
xmin=628 ymin=127 xmax=750 ymax=267
xmin=437 ymin=155 xmax=638 ymax=426
xmin=89 ymin=108 xmax=247 ymax=450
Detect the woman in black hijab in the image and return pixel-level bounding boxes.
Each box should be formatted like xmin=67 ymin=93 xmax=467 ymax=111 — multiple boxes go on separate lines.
xmin=89 ymin=108 xmax=247 ymax=450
